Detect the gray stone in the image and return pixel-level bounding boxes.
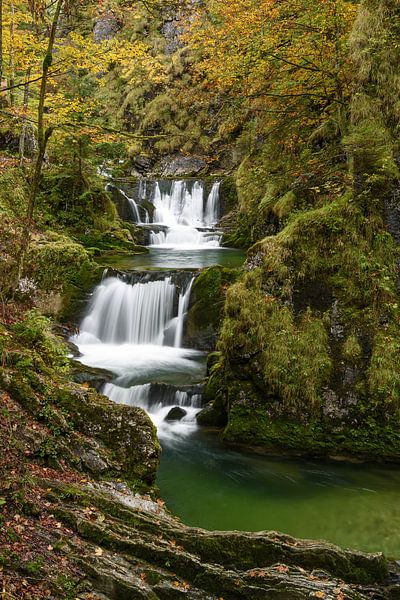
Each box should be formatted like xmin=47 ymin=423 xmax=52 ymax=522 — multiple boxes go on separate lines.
xmin=160 ymin=154 xmax=207 ymax=177
xmin=93 ymin=12 xmax=121 ymax=43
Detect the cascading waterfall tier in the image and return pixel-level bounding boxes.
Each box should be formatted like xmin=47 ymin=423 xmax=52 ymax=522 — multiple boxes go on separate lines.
xmin=110 ymin=178 xmax=223 ymax=248
xmin=150 ymin=180 xmax=221 ymax=247
xmin=72 ymin=272 xmax=204 ymax=441
xmin=102 ymin=381 xmax=202 ymax=440
xmin=75 ymin=274 xmax=193 ymax=348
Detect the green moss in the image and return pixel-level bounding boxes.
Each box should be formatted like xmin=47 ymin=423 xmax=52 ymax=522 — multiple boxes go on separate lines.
xmin=0 ymin=168 xmax=27 ymax=215
xmin=368 ymin=325 xmax=400 ymax=411
xmin=187 ymin=266 xmax=239 ymax=338
xmin=220 ymin=273 xmax=331 ymax=413
xmin=26 ymin=233 xmax=94 ymax=292
xmin=342 ymin=334 xmax=362 ymax=361
xmin=75 ymin=229 xmax=148 ymax=256
xmin=272 ymin=190 xmax=296 ymax=220
xmin=12 ymin=310 xmax=68 ymax=369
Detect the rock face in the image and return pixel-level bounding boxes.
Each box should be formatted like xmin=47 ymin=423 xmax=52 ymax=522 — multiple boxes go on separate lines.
xmin=185 ymin=266 xmax=239 ymax=351
xmin=93 ymin=11 xmax=121 ymax=42
xmin=159 ymin=154 xmax=207 ymax=177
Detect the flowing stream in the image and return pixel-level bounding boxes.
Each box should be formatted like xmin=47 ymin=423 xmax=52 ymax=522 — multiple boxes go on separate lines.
xmin=73 ymin=177 xmax=400 ymax=557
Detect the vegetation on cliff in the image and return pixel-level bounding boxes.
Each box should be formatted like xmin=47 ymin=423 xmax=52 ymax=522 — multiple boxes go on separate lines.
xmin=197 ymin=0 xmax=400 ymax=459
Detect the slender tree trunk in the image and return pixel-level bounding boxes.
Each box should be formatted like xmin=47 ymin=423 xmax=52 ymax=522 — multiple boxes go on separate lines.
xmin=15 ymin=0 xmax=64 ymax=285
xmin=19 ymin=67 xmax=32 ymax=166
xmin=9 ymin=1 xmax=15 ymax=107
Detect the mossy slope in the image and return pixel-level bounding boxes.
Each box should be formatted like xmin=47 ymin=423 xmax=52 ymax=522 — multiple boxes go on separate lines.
xmin=205 ymin=0 xmax=400 ymax=459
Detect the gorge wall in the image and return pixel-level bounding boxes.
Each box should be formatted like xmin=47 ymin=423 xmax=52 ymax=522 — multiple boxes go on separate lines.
xmin=199 ymin=0 xmax=400 ymax=460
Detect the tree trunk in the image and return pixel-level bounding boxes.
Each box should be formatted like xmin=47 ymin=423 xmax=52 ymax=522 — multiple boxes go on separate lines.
xmin=9 ymin=1 xmax=15 ymax=107
xmin=19 ymin=67 xmax=31 ymax=166
xmin=15 ymin=0 xmax=64 ymax=285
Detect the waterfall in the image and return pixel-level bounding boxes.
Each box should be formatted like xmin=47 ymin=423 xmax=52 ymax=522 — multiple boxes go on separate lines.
xmin=103 ymin=382 xmax=151 ymax=409
xmin=174 ymin=277 xmax=194 ymax=347
xmin=149 ymin=180 xmax=222 ymax=248
xmin=77 ymin=276 xmax=176 ymax=345
xmin=114 ymin=188 xmax=150 ymax=224
xmin=204 ymin=181 xmax=221 ymax=226
xmin=73 ymin=272 xmax=203 ymax=441
xmin=102 ymin=381 xmax=202 ymax=441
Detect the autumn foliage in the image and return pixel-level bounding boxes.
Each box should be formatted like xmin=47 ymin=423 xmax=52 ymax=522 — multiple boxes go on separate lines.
xmin=186 ymin=0 xmax=357 ymax=136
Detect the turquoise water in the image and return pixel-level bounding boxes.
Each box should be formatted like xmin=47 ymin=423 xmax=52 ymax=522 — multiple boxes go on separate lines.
xmin=157 ymin=431 xmax=400 ymax=557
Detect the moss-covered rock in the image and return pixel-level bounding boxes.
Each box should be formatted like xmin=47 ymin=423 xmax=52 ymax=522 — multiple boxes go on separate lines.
xmin=185 ymin=266 xmax=240 ymax=350
xmin=0 ymin=312 xmax=160 ymax=487
xmin=45 ymin=479 xmax=391 ymax=598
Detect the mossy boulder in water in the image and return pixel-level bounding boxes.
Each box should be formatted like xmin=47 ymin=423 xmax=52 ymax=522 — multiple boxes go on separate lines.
xmin=165 ymin=406 xmax=187 ymax=421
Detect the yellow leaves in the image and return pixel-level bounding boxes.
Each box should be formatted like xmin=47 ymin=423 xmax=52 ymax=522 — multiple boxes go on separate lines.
xmin=172 ymin=580 xmax=190 ymax=590
xmin=94 ymin=547 xmax=104 ymax=556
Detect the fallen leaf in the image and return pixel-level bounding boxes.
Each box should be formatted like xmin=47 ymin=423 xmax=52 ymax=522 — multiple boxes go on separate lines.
xmin=275 ymin=565 xmax=289 ymax=573
xmin=94 ymin=547 xmax=103 ymax=556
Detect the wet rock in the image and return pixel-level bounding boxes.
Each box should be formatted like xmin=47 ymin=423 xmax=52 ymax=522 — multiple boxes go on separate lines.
xmin=185 ymin=266 xmax=239 ymax=351
xmin=196 ymin=401 xmax=227 ymax=427
xmin=164 ymin=406 xmax=187 ymax=421
xmin=70 ymin=361 xmax=114 ymax=392
xmin=106 ymin=184 xmax=137 ymax=221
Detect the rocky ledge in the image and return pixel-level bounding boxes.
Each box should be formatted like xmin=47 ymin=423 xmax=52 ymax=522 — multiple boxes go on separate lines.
xmin=0 ymin=314 xmax=399 ymax=599
xmin=44 ymin=478 xmax=397 ymax=599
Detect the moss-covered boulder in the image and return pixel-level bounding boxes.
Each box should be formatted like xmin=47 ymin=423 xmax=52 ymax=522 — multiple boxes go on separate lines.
xmin=25 ymin=231 xmax=99 ymax=319
xmin=56 ymin=385 xmax=160 ymax=485
xmin=185 ymin=266 xmax=240 ymax=350
xmin=0 ymin=311 xmax=160 ymax=487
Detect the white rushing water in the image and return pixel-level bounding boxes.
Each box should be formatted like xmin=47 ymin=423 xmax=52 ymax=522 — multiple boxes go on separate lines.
xmin=149 ymin=180 xmax=222 ymax=248
xmin=117 ymin=188 xmax=149 ymax=224
xmin=73 ymin=274 xmax=204 ymax=442
xmin=103 ymin=383 xmax=202 ymax=442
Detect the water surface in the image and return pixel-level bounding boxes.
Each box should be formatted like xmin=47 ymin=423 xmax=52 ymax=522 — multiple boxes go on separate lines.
xmin=98 ymin=247 xmax=246 ymax=271
xmin=157 ymin=430 xmax=400 ymax=557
